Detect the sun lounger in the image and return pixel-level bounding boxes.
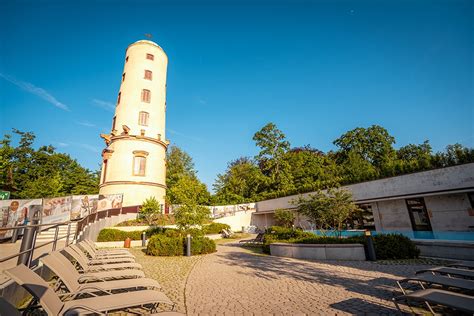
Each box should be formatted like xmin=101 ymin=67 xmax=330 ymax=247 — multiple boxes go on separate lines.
xmin=71 ymin=243 xmax=134 ymax=262
xmin=5 ymin=264 xmax=174 ymax=315
xmin=79 ymin=240 xmax=135 ymax=259
xmin=63 ymin=247 xmax=142 ymax=272
xmin=397 ymin=274 xmax=474 ymax=294
xmin=239 ymin=233 xmax=264 ymax=245
xmin=41 ymin=252 xmax=161 ymax=297
xmin=0 ymin=297 xmax=21 ymax=316
xmin=393 ymin=288 xmax=474 ymax=314
xmin=416 ymin=267 xmax=474 ymax=279
xmin=447 ymin=261 xmax=474 ymax=270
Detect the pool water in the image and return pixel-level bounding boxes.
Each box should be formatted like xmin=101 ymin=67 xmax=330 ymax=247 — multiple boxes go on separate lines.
xmin=308 ymin=230 xmax=474 ymax=241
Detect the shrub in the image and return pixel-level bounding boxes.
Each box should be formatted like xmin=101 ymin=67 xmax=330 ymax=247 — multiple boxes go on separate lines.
xmin=146 ymin=234 xmax=184 ymax=256
xmin=202 ymin=223 xmax=231 ymax=234
xmin=146 ymin=234 xmax=216 ymax=256
xmin=265 ymin=226 xmax=315 ymax=240
xmin=190 ymin=236 xmax=217 ymax=254
xmin=371 ymin=234 xmax=420 ymax=260
xmin=97 ymin=229 xmax=143 ymax=242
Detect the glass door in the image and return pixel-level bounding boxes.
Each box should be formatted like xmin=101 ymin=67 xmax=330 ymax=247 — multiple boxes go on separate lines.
xmin=406 ymin=198 xmax=432 ymax=231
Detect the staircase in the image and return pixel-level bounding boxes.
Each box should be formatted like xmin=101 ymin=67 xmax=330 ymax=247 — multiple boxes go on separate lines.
xmin=35 ymin=222 xmax=77 ymax=242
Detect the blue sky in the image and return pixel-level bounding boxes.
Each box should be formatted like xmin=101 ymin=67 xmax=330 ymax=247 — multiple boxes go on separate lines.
xmin=1 ymin=0 xmax=473 ymax=191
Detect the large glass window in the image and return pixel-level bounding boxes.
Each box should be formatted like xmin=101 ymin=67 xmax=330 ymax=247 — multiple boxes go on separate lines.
xmin=406 ymin=198 xmax=432 ymax=231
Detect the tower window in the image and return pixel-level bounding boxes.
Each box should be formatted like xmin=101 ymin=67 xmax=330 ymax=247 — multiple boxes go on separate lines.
xmin=144 ymin=70 xmax=152 ymax=80
xmin=125 ymin=56 xmax=129 ymax=62
xmin=141 ymin=89 xmax=151 ymax=103
xmin=112 ymin=116 xmax=117 ymax=130
xmin=117 ymin=92 xmax=121 ymax=104
xmin=122 ymin=73 xmax=126 ymax=82
xmin=132 ymin=151 xmax=148 ymax=176
xmin=146 ymin=53 xmax=154 ymax=60
xmin=102 ymin=160 xmax=108 ymax=183
xmin=138 ymin=111 xmax=149 ymax=126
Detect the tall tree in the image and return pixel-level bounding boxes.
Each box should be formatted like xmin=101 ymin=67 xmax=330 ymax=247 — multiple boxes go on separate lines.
xmin=396 ymin=141 xmax=433 ymax=173
xmin=253 ymin=123 xmax=293 ymax=192
xmin=333 ymin=125 xmax=396 ymax=173
xmin=0 ymin=129 xmax=99 ymax=198
xmin=213 ymin=157 xmax=265 ymax=204
xmin=165 ymin=145 xmax=210 ymax=205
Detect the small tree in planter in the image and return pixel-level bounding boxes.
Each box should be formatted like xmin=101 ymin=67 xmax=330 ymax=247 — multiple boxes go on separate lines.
xmin=274 ymin=209 xmax=295 ymax=228
xmin=140 ymin=197 xmax=163 ymax=226
xmin=292 ymin=188 xmax=361 ymax=237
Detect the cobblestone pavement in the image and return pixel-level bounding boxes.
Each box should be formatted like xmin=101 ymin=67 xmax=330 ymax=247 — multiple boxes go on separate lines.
xmin=128 ymin=247 xmax=201 ymax=314
xmin=185 ymin=243 xmax=435 ymax=315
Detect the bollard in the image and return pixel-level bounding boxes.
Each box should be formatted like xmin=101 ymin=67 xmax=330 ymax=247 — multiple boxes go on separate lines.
xmin=186 ymin=234 xmax=191 ymax=257
xmin=365 ymin=230 xmax=377 ymax=261
xmin=141 ymin=231 xmax=146 ymax=247
xmin=242 ymin=226 xmax=245 ymax=233
xmin=124 ymin=237 xmax=131 ymax=248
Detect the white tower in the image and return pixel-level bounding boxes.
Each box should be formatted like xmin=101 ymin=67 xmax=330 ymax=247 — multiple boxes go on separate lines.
xmin=99 ymin=40 xmax=168 ymax=208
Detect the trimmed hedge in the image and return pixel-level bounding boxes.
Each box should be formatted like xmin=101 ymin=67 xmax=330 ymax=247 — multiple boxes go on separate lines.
xmin=202 ymin=223 xmax=231 ymax=235
xmin=146 ymin=234 xmax=216 ymax=256
xmin=97 ymin=227 xmax=168 ymax=242
xmin=97 ymin=229 xmax=143 ymax=242
xmin=146 ymin=234 xmax=184 ymax=256
xmin=262 ymin=226 xmax=420 ymax=260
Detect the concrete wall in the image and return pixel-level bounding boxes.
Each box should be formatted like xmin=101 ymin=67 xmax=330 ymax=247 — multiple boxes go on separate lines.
xmin=270 ymin=243 xmax=366 ymax=261
xmin=214 ymin=211 xmax=256 ymax=231
xmin=79 ymin=213 xmax=137 ymax=242
xmin=374 ymin=200 xmax=413 ymax=231
xmin=255 ymin=163 xmax=474 ymax=213
xmin=415 ymin=240 xmax=474 ymax=260
xmin=425 ymin=193 xmax=474 ymax=231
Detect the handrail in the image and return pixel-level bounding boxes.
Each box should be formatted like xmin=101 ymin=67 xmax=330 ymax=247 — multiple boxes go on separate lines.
xmin=0 ymin=207 xmax=127 ymax=268
xmin=0 ymin=220 xmax=74 ymax=232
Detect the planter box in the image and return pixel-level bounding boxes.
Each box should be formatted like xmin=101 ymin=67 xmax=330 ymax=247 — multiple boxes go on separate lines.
xmin=270 ymin=243 xmax=366 ymax=261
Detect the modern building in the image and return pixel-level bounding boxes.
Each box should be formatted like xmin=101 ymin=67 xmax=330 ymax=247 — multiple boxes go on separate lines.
xmin=249 ymin=163 xmax=474 ymax=236
xmin=99 ymin=40 xmax=169 ymax=208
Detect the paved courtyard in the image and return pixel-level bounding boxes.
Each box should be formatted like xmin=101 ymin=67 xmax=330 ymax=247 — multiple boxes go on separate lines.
xmin=132 ymin=242 xmax=437 ymax=315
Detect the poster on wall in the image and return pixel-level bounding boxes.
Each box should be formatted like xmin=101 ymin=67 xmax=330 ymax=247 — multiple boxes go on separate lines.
xmin=41 ymin=196 xmax=72 ymax=224
xmin=210 ymin=202 xmax=256 ymax=218
xmin=97 ymin=194 xmax=123 ymax=211
xmin=70 ymin=195 xmax=98 ymax=219
xmin=0 ymin=199 xmax=42 ymax=239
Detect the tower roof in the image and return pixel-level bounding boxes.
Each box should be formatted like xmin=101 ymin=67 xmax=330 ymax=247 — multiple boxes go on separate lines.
xmin=126 ymin=39 xmax=167 ymax=56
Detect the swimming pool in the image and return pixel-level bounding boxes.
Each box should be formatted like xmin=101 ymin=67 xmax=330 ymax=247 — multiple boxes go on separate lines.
xmin=308 ymin=230 xmax=474 ymax=241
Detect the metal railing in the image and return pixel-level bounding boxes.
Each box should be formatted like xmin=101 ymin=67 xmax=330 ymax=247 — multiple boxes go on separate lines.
xmin=0 ymin=205 xmax=139 ymax=268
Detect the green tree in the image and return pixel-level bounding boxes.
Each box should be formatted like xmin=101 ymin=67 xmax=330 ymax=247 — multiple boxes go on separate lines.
xmin=432 ymin=143 xmax=474 ymax=167
xmin=166 ymin=145 xmax=210 ymax=205
xmin=253 ymin=122 xmax=294 ymax=193
xmin=284 ymin=146 xmax=341 ymax=193
xmin=213 ymin=157 xmax=265 ymax=204
xmin=0 ymin=129 xmax=99 ymax=198
xmin=333 ymin=125 xmax=396 ymax=174
xmin=166 ymin=145 xmax=196 ymax=188
xmin=292 ymin=188 xmax=361 ymax=237
xmin=140 ymin=197 xmax=163 ymax=226
xmin=396 ymin=141 xmax=432 ymax=173
xmin=168 ymin=176 xmax=211 ymax=230
xmin=274 ymin=209 xmax=296 ymax=228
